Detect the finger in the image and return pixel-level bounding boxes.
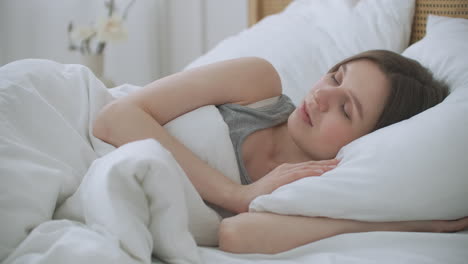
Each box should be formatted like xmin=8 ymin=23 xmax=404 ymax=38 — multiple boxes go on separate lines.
xmin=306 ymin=159 xmax=340 ymax=165
xmin=454 ymin=217 xmax=468 ymax=231
xmin=282 ymin=163 xmax=337 ymax=176
xmin=275 ymin=159 xmax=339 ymax=175
xmin=305 ymin=164 xmax=337 ymax=172
xmin=284 ymin=160 xmax=338 ymax=171
xmin=323 ymin=164 xmax=338 ymax=171
xmin=281 ymin=168 xmax=326 ymax=183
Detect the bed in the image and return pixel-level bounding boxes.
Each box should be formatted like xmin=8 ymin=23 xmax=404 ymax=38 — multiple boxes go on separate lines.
xmin=1 ymin=0 xmax=468 ymax=263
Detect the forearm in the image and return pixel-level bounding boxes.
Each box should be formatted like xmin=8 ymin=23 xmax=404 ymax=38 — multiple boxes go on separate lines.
xmin=218 ymin=212 xmax=438 ymax=254
xmin=93 ymin=101 xmax=247 ymax=213
xmin=219 ymin=213 xmax=353 ymax=254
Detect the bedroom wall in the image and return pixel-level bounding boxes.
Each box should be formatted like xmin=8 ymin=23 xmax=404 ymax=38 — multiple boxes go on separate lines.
xmin=165 ymin=0 xmax=249 ymax=75
xmin=0 ymin=8 xmax=4 ymax=65
xmin=0 ymin=0 xmax=248 ymax=86
xmin=0 ymin=0 xmax=163 ymax=86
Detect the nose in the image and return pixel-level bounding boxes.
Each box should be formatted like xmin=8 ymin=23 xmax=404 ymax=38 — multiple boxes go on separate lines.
xmin=313 ymin=87 xmax=343 ymax=112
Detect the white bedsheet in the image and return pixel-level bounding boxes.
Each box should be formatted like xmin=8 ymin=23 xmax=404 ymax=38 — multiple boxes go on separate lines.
xmin=1 ymin=59 xmax=468 ymax=264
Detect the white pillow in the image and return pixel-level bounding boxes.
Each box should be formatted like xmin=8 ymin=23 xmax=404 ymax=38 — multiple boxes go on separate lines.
xmin=186 ymin=0 xmax=415 ymax=105
xmin=250 ymin=15 xmax=468 ymax=221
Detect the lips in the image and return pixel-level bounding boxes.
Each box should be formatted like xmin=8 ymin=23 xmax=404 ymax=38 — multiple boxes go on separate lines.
xmin=300 ymin=102 xmax=313 ymax=126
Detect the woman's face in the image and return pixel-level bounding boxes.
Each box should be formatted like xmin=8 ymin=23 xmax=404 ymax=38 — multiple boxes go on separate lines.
xmin=288 ymin=59 xmax=390 ymax=160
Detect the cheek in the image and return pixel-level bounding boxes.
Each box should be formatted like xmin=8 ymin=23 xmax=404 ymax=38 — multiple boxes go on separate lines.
xmin=319 ymin=120 xmax=355 ymax=148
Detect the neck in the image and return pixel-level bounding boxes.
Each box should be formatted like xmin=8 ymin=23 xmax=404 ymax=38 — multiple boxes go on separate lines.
xmin=270 ymin=123 xmax=314 ymax=165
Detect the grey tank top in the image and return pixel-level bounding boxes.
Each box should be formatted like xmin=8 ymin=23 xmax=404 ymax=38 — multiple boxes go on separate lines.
xmin=217 ymin=94 xmax=296 ymax=185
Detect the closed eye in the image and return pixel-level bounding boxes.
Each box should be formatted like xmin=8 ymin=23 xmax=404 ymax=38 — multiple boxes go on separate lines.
xmin=332 ymin=72 xmax=350 ymax=119
xmin=342 ymin=104 xmax=350 ymax=119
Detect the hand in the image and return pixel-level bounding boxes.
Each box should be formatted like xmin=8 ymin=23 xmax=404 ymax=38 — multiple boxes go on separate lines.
xmin=236 ymin=159 xmax=339 ymax=213
xmin=427 ymin=216 xmax=468 ymax=233
xmin=380 ymin=216 xmax=468 ymax=233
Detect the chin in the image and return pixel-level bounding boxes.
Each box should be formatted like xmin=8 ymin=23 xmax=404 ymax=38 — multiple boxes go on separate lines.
xmin=287 ymin=121 xmax=339 ymax=161
xmin=287 ymin=121 xmax=319 ymax=159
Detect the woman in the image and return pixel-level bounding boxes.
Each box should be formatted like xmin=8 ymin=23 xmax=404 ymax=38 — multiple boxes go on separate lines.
xmin=93 ymin=50 xmax=467 ymax=254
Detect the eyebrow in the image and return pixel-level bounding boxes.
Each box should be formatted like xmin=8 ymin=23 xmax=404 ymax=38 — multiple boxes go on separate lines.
xmin=342 ymin=64 xmax=364 ymax=120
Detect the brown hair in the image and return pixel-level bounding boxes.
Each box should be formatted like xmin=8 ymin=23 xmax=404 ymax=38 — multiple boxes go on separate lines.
xmin=328 ymin=50 xmax=449 ymax=130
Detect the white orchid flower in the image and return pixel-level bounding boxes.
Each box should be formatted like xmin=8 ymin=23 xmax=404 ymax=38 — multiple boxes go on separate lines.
xmin=96 ymin=15 xmax=128 ymax=43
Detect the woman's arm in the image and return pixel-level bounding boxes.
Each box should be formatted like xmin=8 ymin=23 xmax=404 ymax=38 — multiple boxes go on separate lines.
xmin=218 ymin=212 xmax=468 ymax=254
xmin=116 ymin=57 xmax=282 ymax=126
xmin=93 ymin=57 xmax=282 ymax=213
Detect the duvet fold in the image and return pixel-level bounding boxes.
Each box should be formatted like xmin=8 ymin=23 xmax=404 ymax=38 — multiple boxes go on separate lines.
xmin=54 ymin=139 xmax=201 ymax=263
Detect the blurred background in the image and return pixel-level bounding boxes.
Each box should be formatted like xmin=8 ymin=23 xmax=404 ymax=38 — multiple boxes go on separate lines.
xmin=0 ymin=0 xmax=248 ymax=86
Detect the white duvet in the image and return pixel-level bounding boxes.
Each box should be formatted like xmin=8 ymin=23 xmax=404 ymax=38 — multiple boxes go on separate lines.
xmin=1 ymin=60 xmax=468 ymax=264
xmin=0 ymin=59 xmax=226 ymax=263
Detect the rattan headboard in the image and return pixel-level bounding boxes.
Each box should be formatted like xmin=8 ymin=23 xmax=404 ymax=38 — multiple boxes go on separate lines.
xmin=248 ymin=0 xmax=468 ymax=44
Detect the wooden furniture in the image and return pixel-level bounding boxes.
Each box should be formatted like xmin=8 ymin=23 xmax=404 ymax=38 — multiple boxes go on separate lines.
xmin=248 ymin=0 xmax=468 ymax=44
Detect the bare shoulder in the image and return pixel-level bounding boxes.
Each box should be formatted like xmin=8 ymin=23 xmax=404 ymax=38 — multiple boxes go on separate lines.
xmin=226 ymin=57 xmax=282 ymax=105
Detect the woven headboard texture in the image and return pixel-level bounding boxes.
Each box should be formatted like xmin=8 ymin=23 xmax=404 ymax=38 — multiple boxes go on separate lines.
xmin=248 ymin=0 xmax=468 ymax=44
xmin=411 ymin=0 xmax=468 ymax=43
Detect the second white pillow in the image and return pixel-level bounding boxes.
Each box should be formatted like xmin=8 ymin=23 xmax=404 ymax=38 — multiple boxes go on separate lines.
xmin=185 ymin=0 xmax=415 ymax=105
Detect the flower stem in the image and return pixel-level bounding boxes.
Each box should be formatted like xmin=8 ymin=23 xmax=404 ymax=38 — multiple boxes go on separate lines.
xmin=123 ymin=0 xmax=136 ymax=20
xmin=108 ymin=0 xmax=114 ymax=17
xmin=97 ymin=42 xmax=106 ymax=55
